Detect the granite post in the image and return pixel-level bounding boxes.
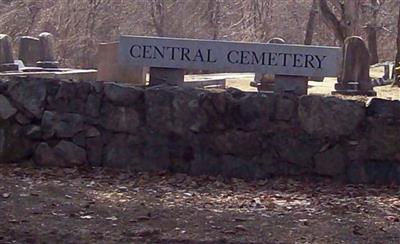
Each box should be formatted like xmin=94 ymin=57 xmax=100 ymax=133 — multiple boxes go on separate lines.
xmin=0 ymin=34 xmax=18 ymax=72
xmin=36 ymin=32 xmax=59 ymax=69
xmin=17 ymin=36 xmax=40 ymax=67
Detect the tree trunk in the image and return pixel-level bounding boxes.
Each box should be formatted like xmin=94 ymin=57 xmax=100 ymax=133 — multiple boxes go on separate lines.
xmin=207 ymin=0 xmax=221 ymax=40
xmin=304 ymin=0 xmax=318 ymax=45
xmin=319 ymin=0 xmax=361 ymax=45
xmin=319 ymin=0 xmax=346 ymax=44
xmin=150 ymin=0 xmax=166 ymax=37
xmin=367 ymin=0 xmax=379 ymax=65
xmin=394 ymin=4 xmax=400 ymax=87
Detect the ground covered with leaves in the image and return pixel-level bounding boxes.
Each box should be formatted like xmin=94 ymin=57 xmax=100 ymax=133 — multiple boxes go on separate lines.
xmin=1 ymin=165 xmax=400 ymax=244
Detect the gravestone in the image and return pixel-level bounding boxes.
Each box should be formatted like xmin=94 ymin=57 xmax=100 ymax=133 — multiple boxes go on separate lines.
xmin=0 ymin=34 xmax=18 ymax=72
xmin=253 ymin=38 xmax=286 ymax=92
xmin=97 ymin=42 xmax=146 ymax=85
xmin=17 ymin=36 xmax=40 ymax=67
xmin=333 ymin=36 xmax=376 ymax=96
xmin=36 ymin=32 xmax=59 ymax=69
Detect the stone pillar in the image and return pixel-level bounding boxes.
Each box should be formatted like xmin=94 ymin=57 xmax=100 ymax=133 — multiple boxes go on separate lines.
xmin=149 ymin=68 xmax=184 ymax=86
xmin=36 ymin=32 xmax=59 ymax=68
xmin=97 ymin=42 xmax=147 ymax=85
xmin=254 ymin=38 xmax=286 ymax=92
xmin=0 ymin=34 xmax=18 ymax=72
xmin=274 ymin=76 xmax=309 ymax=96
xmin=332 ymin=36 xmax=376 ymax=96
xmin=266 ymin=38 xmax=309 ymax=96
xmin=17 ymin=36 xmax=40 ymax=67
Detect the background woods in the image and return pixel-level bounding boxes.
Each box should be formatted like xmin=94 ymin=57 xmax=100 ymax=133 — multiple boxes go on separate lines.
xmin=0 ymin=0 xmax=399 ymax=68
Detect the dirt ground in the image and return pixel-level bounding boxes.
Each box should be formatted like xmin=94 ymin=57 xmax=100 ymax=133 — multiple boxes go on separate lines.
xmin=1 ymin=165 xmax=400 ymax=244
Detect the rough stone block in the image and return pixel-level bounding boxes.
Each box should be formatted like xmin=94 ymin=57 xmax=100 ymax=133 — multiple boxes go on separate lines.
xmin=0 ymin=95 xmax=17 ymax=120
xmin=104 ymin=82 xmax=144 ymax=106
xmin=41 ymin=111 xmax=85 ymax=139
xmin=100 ymin=103 xmax=141 ymax=134
xmin=299 ymin=95 xmax=365 ymax=138
xmin=8 ymin=79 xmax=47 ymax=119
xmin=314 ymin=146 xmax=347 ymax=176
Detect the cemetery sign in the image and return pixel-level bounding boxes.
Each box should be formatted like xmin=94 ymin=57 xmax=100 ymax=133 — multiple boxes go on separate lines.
xmin=119 ymin=35 xmax=341 ymax=77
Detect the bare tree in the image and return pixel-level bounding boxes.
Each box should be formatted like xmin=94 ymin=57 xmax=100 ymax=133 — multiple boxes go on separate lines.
xmin=149 ymin=0 xmax=167 ymax=37
xmin=319 ymin=0 xmax=362 ymax=44
xmin=365 ymin=0 xmax=382 ymax=65
xmin=394 ymin=3 xmax=400 ymax=87
xmin=304 ymin=0 xmax=318 ymax=45
xmin=207 ymin=0 xmax=221 ymax=40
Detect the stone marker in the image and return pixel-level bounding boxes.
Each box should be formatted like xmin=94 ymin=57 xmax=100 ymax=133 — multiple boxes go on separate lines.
xmin=17 ymin=36 xmax=40 ymax=67
xmin=0 ymin=34 xmax=18 ymax=72
xmin=333 ymin=36 xmax=376 ymax=96
xmin=97 ymin=42 xmax=146 ymax=85
xmin=36 ymin=32 xmax=59 ymax=69
xmin=119 ymin=35 xmax=341 ymax=78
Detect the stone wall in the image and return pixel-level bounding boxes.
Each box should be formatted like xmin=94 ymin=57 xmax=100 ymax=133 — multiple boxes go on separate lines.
xmin=0 ymin=78 xmax=399 ymax=184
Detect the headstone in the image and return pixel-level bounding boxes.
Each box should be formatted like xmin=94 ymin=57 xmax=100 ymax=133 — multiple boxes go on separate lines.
xmin=149 ymin=68 xmax=184 ymax=86
xmin=333 ymin=36 xmax=376 ymax=96
xmin=17 ymin=36 xmax=40 ymax=67
xmin=36 ymin=32 xmax=59 ymax=69
xmin=97 ymin=42 xmax=146 ymax=85
xmin=0 ymin=34 xmax=18 ymax=72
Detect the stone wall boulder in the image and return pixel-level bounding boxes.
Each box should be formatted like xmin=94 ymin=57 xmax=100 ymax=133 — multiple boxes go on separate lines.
xmin=299 ymin=96 xmax=365 ymax=139
xmin=197 ymin=89 xmax=235 ymax=132
xmin=8 ymin=79 xmax=47 ymax=119
xmin=48 ymin=81 xmax=91 ymax=113
xmin=34 ymin=141 xmax=87 ymax=167
xmin=145 ymin=86 xmax=175 ymax=133
xmin=41 ymin=111 xmax=85 ymax=139
xmin=269 ymin=132 xmax=321 ymax=168
xmin=314 ymin=145 xmax=347 ymax=177
xmin=100 ymin=103 xmax=141 ymax=134
xmin=0 ymin=124 xmax=35 ymax=163
xmin=103 ymin=133 xmax=143 ymax=168
xmin=232 ymin=93 xmax=275 ymax=132
xmin=366 ymin=98 xmax=400 ymax=120
xmin=0 ymin=95 xmax=17 ymax=120
xmin=104 ymin=83 xmax=143 ymax=106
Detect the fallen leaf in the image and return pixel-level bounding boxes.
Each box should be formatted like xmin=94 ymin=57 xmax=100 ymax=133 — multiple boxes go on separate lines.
xmin=106 ymin=216 xmax=118 ymax=221
xmin=80 ymin=215 xmax=94 ymax=219
xmin=235 ymin=225 xmax=248 ymax=232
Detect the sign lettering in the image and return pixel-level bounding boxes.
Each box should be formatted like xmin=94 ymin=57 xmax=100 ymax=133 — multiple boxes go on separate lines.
xmin=119 ymin=36 xmax=341 ymax=77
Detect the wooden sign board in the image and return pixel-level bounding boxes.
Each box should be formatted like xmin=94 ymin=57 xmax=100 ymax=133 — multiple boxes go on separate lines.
xmin=118 ymin=35 xmax=341 ymax=77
